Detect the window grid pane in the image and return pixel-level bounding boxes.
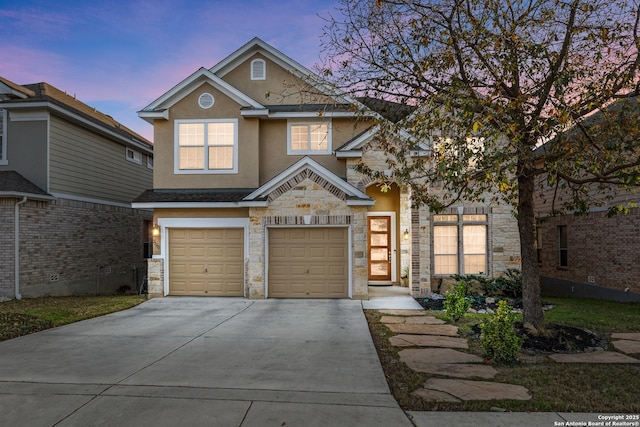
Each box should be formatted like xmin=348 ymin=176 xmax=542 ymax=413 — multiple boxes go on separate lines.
xmin=208 ymin=122 xmax=234 ymax=146
xmin=434 ymin=225 xmax=458 ymax=275
xmin=291 ymin=125 xmax=308 ymax=151
xmin=208 ymin=146 xmax=233 ymax=169
xmin=309 ymin=124 xmax=328 ymax=151
xmin=179 ymin=123 xmax=204 ymax=146
xmin=179 ymin=147 xmax=204 ymax=169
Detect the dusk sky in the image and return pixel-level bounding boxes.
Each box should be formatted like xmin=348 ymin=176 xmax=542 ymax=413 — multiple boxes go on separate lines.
xmin=0 ymin=0 xmax=341 ymax=142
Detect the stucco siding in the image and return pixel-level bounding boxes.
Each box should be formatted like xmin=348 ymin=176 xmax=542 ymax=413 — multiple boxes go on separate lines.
xmin=49 ymin=115 xmax=152 ymax=204
xmin=221 ymin=53 xmax=336 ymax=105
xmin=153 ymin=83 xmax=260 ymax=189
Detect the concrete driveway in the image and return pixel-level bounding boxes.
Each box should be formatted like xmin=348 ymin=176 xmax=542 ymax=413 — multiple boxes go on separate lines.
xmin=0 ymin=298 xmax=412 ymax=427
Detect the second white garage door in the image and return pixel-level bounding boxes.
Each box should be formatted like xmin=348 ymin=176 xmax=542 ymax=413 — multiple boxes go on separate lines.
xmin=169 ymin=228 xmax=244 ymax=296
xmin=268 ymin=227 xmax=348 ymax=298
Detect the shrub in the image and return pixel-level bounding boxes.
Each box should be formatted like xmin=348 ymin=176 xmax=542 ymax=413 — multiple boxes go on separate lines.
xmin=453 ymin=268 xmax=522 ymax=299
xmin=443 ymin=281 xmax=471 ymax=321
xmin=480 ymin=300 xmax=525 ymax=364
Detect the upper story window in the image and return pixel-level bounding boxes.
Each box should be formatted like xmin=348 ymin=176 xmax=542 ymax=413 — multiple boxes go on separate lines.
xmin=433 ymin=213 xmax=488 ymax=275
xmin=146 ymin=155 xmax=154 ymax=170
xmin=287 ymin=120 xmax=332 ymax=155
xmin=175 ymin=119 xmax=238 ymax=174
xmin=0 ymin=108 xmax=6 ymax=165
xmin=126 ymin=147 xmax=142 ymax=165
xmin=251 ymin=59 xmax=266 ymax=80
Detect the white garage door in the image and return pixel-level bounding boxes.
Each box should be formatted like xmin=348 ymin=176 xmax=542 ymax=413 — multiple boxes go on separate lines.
xmin=268 ymin=227 xmax=348 ymax=298
xmin=169 ymin=228 xmax=244 ymax=296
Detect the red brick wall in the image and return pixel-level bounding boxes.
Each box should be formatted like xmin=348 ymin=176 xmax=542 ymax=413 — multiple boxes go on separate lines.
xmin=537 ymin=209 xmax=640 ymax=293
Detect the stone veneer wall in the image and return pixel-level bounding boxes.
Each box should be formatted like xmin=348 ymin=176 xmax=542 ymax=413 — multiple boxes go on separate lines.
xmin=0 ymin=197 xmax=151 ymax=298
xmin=247 ymin=177 xmax=369 ymax=299
xmin=349 ymin=151 xmax=521 ymax=296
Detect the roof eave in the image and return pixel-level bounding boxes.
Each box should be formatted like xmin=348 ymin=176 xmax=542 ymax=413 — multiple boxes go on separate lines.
xmin=138 ymin=110 xmax=169 ymax=123
xmin=132 ymin=201 xmax=268 ymax=209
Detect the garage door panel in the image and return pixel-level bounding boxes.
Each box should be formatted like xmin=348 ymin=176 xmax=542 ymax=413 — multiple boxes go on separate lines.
xmin=169 ymin=228 xmax=244 ymax=296
xmin=268 ymin=227 xmax=348 ymax=298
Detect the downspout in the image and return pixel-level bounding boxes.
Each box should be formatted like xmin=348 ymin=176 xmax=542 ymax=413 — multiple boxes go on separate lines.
xmin=14 ymin=196 xmax=27 ymax=300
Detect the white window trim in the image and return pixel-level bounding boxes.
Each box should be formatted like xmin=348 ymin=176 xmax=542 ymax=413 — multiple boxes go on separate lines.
xmin=251 ymin=59 xmax=266 ymax=80
xmin=174 ymin=119 xmax=239 ymax=174
xmin=126 ymin=147 xmax=142 ymax=165
xmin=0 ymin=108 xmax=7 ymax=165
xmin=433 ymin=213 xmax=489 ymax=276
xmin=286 ymin=119 xmax=332 ymax=155
xmin=146 ymin=155 xmax=154 ymax=170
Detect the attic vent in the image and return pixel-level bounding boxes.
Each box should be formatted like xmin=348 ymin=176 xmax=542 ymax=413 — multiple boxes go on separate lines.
xmin=251 ymin=59 xmax=266 ymax=80
xmin=198 ymin=93 xmax=215 ymax=109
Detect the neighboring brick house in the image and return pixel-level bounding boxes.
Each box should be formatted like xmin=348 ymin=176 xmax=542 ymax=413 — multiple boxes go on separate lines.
xmin=132 ymin=37 xmax=520 ymax=299
xmin=535 ymin=97 xmax=640 ymax=301
xmin=534 ymin=165 xmax=640 ymax=301
xmin=0 ymin=77 xmax=154 ymax=298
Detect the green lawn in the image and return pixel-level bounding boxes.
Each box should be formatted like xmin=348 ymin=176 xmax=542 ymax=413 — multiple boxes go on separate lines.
xmin=0 ymin=295 xmax=146 ymax=341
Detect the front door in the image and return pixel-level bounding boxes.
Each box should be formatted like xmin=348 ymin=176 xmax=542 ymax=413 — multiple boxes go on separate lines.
xmin=368 ymin=216 xmax=391 ymax=281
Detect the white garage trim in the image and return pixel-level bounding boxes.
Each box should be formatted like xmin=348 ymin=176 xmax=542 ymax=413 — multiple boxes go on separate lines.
xmin=265 ymin=225 xmax=352 ymax=299
xmin=157 ymin=217 xmax=249 ymax=296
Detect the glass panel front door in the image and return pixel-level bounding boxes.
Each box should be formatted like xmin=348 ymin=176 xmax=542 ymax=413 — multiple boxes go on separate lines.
xmin=368 ymin=216 xmax=391 ymax=280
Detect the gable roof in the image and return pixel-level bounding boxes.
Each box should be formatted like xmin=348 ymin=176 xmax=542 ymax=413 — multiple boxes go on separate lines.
xmin=211 ymin=37 xmax=359 ymax=106
xmin=0 ymin=171 xmax=55 ymax=200
xmin=0 ymin=76 xmax=152 ymax=152
xmin=138 ymin=67 xmax=265 ymax=123
xmin=244 ymin=157 xmax=374 ymax=206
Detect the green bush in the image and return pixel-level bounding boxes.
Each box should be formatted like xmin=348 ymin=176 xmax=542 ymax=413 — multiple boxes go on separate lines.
xmin=443 ymin=281 xmax=471 ymax=321
xmin=452 ymin=268 xmax=522 ymax=299
xmin=480 ymin=300 xmax=525 ymax=364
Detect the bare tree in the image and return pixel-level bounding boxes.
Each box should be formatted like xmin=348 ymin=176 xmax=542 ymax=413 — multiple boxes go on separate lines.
xmin=320 ymin=0 xmax=640 ymax=328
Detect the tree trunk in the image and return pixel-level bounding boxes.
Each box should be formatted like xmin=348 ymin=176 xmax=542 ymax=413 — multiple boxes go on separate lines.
xmin=517 ymin=171 xmax=545 ymax=329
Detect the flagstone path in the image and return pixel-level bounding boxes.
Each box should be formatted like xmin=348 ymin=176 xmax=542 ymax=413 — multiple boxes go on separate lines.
xmin=378 ymin=309 xmax=640 ymax=403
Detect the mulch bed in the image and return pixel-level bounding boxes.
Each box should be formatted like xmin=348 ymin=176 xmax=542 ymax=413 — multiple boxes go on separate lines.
xmin=415 ymin=296 xmax=605 ymax=353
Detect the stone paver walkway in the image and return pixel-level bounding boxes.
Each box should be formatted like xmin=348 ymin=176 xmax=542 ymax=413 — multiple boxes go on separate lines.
xmin=389 ymin=334 xmax=468 ymax=349
xmin=378 ymin=310 xmax=640 ymax=403
xmin=611 ymin=332 xmax=640 ymax=354
xmin=379 ymin=310 xmax=524 ymax=401
xmin=549 ymin=351 xmax=640 ymax=363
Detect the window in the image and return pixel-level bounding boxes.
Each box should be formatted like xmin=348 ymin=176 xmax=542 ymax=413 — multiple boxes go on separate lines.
xmin=126 ymin=148 xmax=142 ymax=164
xmin=287 ymin=120 xmax=331 ymax=155
xmin=0 ymin=108 xmax=6 ymax=164
xmin=175 ymin=119 xmax=238 ymax=174
xmin=558 ymin=225 xmax=568 ymax=267
xmin=536 ymin=225 xmax=543 ymax=264
xmin=251 ymin=59 xmax=266 ymax=80
xmin=146 ymin=155 xmax=154 ymax=170
xmin=433 ymin=213 xmax=488 ymax=275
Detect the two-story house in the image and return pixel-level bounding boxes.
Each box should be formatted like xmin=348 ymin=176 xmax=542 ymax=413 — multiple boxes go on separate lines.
xmin=0 ymin=76 xmax=153 ymax=299
xmin=133 ymin=38 xmax=521 ymax=299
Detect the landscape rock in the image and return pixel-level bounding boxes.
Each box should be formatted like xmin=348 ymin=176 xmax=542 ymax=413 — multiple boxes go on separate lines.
xmin=380 ymin=316 xmax=445 ymax=325
xmin=408 ymin=363 xmax=498 ymax=379
xmin=549 ymin=351 xmax=640 ymax=363
xmin=611 ymin=332 xmax=640 ymax=342
xmin=389 ymin=334 xmax=468 ymax=349
xmin=412 ymin=388 xmax=461 ymax=402
xmin=422 ymin=378 xmax=532 ymax=401
xmin=611 ymin=340 xmax=640 ymax=355
xmin=399 ymin=348 xmax=483 ymax=368
xmin=386 ymin=323 xmax=460 ymax=336
xmin=377 ymin=309 xmax=426 ymax=316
